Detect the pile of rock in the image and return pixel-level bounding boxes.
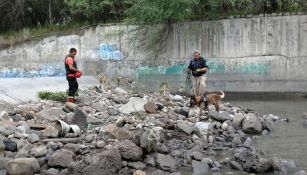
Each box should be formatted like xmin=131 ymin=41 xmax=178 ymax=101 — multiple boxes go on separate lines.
xmin=0 ymin=86 xmax=303 ymax=175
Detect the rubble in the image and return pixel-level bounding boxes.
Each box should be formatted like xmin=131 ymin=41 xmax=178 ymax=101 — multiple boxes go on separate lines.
xmin=0 ymin=85 xmax=296 ymax=174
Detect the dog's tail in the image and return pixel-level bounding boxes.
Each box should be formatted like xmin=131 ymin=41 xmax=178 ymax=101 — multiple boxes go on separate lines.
xmin=217 ymin=91 xmax=225 ymax=99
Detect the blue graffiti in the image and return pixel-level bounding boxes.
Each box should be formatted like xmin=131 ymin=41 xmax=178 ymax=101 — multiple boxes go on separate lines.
xmin=0 ymin=63 xmax=65 ymax=78
xmin=97 ymin=43 xmax=123 ymax=60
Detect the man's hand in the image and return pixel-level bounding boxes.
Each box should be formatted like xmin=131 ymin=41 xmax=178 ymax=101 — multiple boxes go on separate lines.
xmin=196 ymin=69 xmax=201 ymax=73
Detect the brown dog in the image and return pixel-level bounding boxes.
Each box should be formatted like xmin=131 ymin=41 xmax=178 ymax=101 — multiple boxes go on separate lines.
xmin=190 ymin=91 xmax=225 ymax=116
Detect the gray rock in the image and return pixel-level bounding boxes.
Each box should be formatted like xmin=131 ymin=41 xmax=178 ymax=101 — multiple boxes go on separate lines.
xmin=71 ymin=109 xmax=87 ymax=131
xmin=7 ymin=158 xmax=40 ymax=175
xmin=177 ymin=120 xmax=194 ymax=135
xmin=144 ymin=154 xmax=156 ymax=166
xmin=236 ymin=150 xmax=272 ymax=173
xmin=3 ymin=139 xmax=17 ymax=152
xmin=192 ymin=160 xmax=209 ymax=175
xmin=41 ymin=125 xmax=60 ymax=138
xmin=27 ymin=133 xmax=40 ymax=143
xmin=178 ymin=107 xmax=189 ymax=117
xmin=157 ymin=144 xmax=171 ymax=154
xmin=30 ymin=145 xmax=47 ymax=157
xmin=107 ymin=106 xmax=121 ymax=116
xmin=208 ymin=111 xmax=232 ymax=122
xmin=85 ymin=134 xmax=96 ymax=143
xmin=48 ymin=149 xmax=76 ymax=168
xmin=44 ymin=168 xmax=60 ymax=175
xmin=115 ymin=139 xmax=143 ymax=161
xmin=15 ymin=143 xmax=34 ymax=158
xmin=230 ymin=161 xmax=244 ymax=171
xmin=96 ymin=141 xmax=106 ymax=148
xmin=0 ymin=157 xmax=12 ymax=169
xmin=242 ymin=113 xmax=262 ymax=134
xmin=233 ymin=113 xmax=245 ymax=128
xmin=295 ymin=170 xmax=307 ymax=175
xmin=127 ymin=161 xmax=147 ymax=170
xmin=0 ymin=125 xmax=15 ymax=136
xmin=140 ymin=129 xmax=159 ymax=152
xmin=116 ymin=128 xmax=131 ymax=141
xmin=155 ymin=153 xmax=177 ymax=172
xmin=38 ymin=108 xmax=65 ymax=121
xmin=194 ymin=122 xmax=210 ymax=136
xmin=119 ymin=97 xmax=147 ymax=114
xmin=0 ymin=111 xmax=10 ymax=120
xmin=63 ymin=143 xmax=81 ymax=154
xmin=67 ymin=149 xmax=122 ymax=175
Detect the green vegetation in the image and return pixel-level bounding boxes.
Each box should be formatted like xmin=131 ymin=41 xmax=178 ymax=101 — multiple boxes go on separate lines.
xmin=37 ymin=91 xmax=67 ymax=102
xmin=1 ymin=0 xmax=306 ymax=48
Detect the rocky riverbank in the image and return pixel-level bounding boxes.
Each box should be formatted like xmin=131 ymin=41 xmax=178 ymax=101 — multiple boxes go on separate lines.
xmin=0 ymin=86 xmax=305 ymax=175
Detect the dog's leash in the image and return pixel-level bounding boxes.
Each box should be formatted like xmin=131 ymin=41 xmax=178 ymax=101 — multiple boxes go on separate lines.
xmin=185 ymin=70 xmax=193 ymax=92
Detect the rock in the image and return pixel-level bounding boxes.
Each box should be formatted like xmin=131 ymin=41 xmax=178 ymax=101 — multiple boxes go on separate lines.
xmin=296 ymin=170 xmax=307 ymax=175
xmin=115 ymin=117 xmax=126 ymax=127
xmin=114 ymin=87 xmax=128 ymax=94
xmin=67 ymin=149 xmax=122 ymax=175
xmin=171 ymin=95 xmax=184 ymax=101
xmin=236 ymin=150 xmax=272 ymax=173
xmin=233 ymin=113 xmax=245 ymax=128
xmin=192 ymin=160 xmax=209 ymax=175
xmin=38 ymin=108 xmax=65 ymax=121
xmin=15 ymin=143 xmax=34 ymax=158
xmin=127 ymin=161 xmax=147 ymax=170
xmin=27 ymin=133 xmax=40 ymax=143
xmin=133 ymin=170 xmax=146 ymax=175
xmin=41 ymin=125 xmax=60 ymax=138
xmin=177 ymin=120 xmax=194 ymax=135
xmin=30 ymin=145 xmax=47 ymax=157
xmin=44 ymin=168 xmax=60 ymax=175
xmin=144 ymin=102 xmax=158 ymax=114
xmin=119 ymin=97 xmax=147 ymax=114
xmin=230 ymin=161 xmax=244 ymax=171
xmin=63 ymin=143 xmax=81 ymax=154
xmin=194 ymin=122 xmax=210 ymax=135
xmin=96 ymin=141 xmax=106 ymax=148
xmin=7 ymin=158 xmax=40 ymax=175
xmin=0 ymin=111 xmax=10 ymax=120
xmin=155 ymin=153 xmax=177 ymax=172
xmin=115 ymin=139 xmax=143 ymax=161
xmin=242 ymin=113 xmax=262 ymax=134
xmin=140 ymin=129 xmax=159 ymax=152
xmin=116 ymin=128 xmax=131 ymax=141
xmin=0 ymin=158 xmax=12 ymax=169
xmin=71 ymin=109 xmax=87 ymax=131
xmin=3 ymin=139 xmax=17 ymax=152
xmin=102 ymin=124 xmax=118 ymax=139
xmin=85 ymin=134 xmax=96 ymax=143
xmin=48 ymin=149 xmax=76 ymax=168
xmin=0 ymin=125 xmax=15 ymax=136
xmin=111 ymin=95 xmax=129 ymax=104
xmin=107 ymin=106 xmax=121 ymax=116
xmin=208 ymin=111 xmax=232 ymax=122
xmin=178 ymin=107 xmax=189 ymax=118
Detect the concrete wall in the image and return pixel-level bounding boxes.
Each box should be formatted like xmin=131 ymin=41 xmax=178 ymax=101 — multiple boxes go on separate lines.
xmin=1 ymin=14 xmax=307 ymax=92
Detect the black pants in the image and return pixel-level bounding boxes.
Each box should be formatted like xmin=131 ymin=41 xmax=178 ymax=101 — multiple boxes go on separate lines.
xmin=66 ymin=76 xmax=78 ymax=97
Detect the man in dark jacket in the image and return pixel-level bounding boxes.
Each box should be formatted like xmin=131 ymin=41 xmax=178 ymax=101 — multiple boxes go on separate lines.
xmin=188 ymin=50 xmax=209 ymax=96
xmin=64 ymin=48 xmax=82 ymax=103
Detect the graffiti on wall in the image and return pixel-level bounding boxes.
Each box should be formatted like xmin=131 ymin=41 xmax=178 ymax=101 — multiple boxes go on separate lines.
xmin=136 ymin=60 xmax=270 ymax=76
xmin=85 ymin=42 xmax=124 ymax=60
xmin=0 ymin=63 xmax=65 ymax=78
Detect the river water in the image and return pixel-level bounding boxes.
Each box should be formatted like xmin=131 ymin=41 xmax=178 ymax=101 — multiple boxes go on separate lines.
xmin=228 ymin=93 xmax=307 ymax=174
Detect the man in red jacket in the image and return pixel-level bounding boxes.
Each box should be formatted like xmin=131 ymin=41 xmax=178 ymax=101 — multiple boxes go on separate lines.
xmin=64 ymin=48 xmax=82 ymax=103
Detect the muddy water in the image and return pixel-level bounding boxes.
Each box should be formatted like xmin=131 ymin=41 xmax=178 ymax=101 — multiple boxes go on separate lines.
xmin=228 ymin=93 xmax=307 ymax=174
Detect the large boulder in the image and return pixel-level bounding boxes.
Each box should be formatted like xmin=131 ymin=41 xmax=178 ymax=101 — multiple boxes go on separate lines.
xmin=48 ymin=149 xmax=76 ymax=168
xmin=68 ymin=149 xmax=123 ymax=175
xmin=140 ymin=129 xmax=159 ymax=152
xmin=119 ymin=97 xmax=147 ymax=114
xmin=235 ymin=150 xmax=272 ymax=173
xmin=7 ymin=158 xmax=40 ymax=175
xmin=233 ymin=113 xmax=245 ymax=128
xmin=242 ymin=113 xmax=262 ymax=134
xmin=115 ymin=139 xmax=143 ymax=161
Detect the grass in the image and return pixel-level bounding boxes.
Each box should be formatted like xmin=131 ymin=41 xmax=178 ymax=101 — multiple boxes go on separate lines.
xmin=37 ymin=91 xmax=67 ymax=103
xmin=0 ymin=22 xmax=83 ymax=49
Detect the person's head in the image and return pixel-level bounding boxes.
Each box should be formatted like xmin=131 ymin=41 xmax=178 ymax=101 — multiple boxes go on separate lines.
xmin=69 ymin=48 xmax=77 ymax=57
xmin=193 ymin=50 xmax=201 ymax=59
